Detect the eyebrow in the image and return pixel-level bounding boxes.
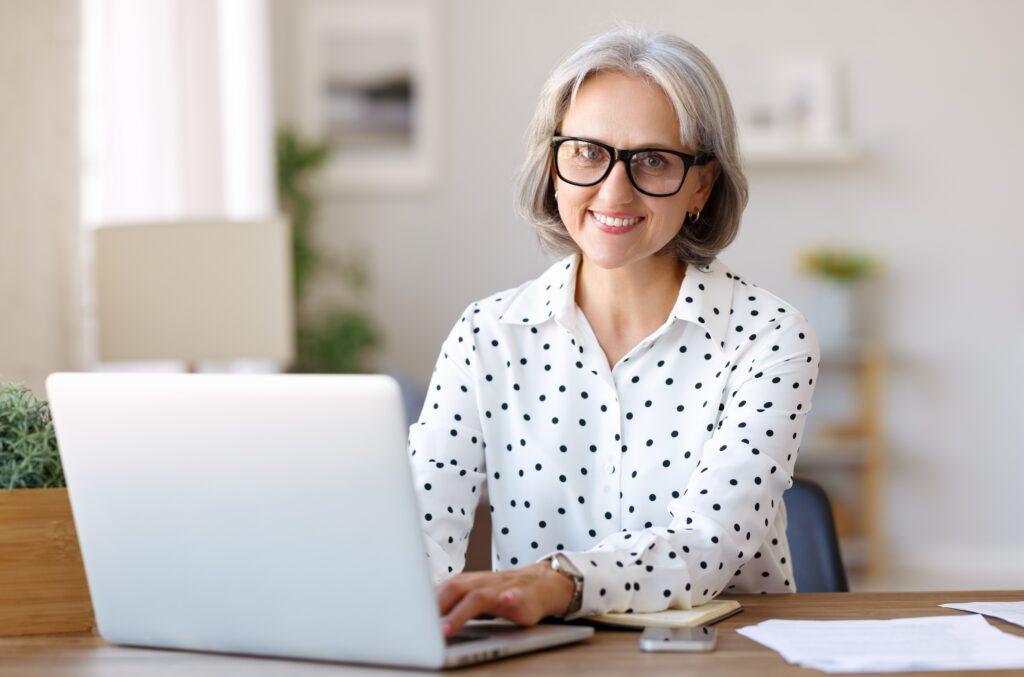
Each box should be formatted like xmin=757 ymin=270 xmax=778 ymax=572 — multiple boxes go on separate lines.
xmin=564 ymin=133 xmax=686 ymax=151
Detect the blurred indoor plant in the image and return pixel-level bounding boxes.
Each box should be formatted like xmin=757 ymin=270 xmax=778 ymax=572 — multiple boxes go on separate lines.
xmin=0 ymin=383 xmax=93 ymax=636
xmin=800 ymin=248 xmax=879 ymax=283
xmin=799 ymin=247 xmax=881 ymax=349
xmin=276 ymin=126 xmax=382 ymax=373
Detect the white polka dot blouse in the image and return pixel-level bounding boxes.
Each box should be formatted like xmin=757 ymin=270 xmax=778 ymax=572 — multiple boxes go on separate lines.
xmin=407 ymin=251 xmax=820 ymax=620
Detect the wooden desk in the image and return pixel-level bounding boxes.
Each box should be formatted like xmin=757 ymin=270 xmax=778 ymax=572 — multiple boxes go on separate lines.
xmin=1 ymin=590 xmax=1022 ymax=676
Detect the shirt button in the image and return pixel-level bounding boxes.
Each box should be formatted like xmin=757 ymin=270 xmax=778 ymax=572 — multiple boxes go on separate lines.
xmin=605 ymin=463 xmax=615 ymax=475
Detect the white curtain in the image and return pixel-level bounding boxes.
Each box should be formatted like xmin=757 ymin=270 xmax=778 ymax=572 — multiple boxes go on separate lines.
xmin=81 ymin=0 xmax=274 ymax=226
xmin=80 ymin=0 xmax=276 ymax=368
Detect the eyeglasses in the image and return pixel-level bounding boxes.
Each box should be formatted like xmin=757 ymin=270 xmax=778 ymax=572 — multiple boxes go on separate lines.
xmin=550 ymin=134 xmax=713 ymax=198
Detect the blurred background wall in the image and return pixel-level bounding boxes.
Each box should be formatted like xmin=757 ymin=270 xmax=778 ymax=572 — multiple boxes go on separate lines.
xmin=1 ymin=0 xmax=1021 ymax=592
xmin=270 ymin=0 xmax=1024 ymax=590
xmin=0 ymin=0 xmax=82 ymax=393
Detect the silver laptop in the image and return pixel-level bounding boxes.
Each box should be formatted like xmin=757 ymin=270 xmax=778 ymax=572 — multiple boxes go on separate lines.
xmin=46 ymin=372 xmax=593 ymax=669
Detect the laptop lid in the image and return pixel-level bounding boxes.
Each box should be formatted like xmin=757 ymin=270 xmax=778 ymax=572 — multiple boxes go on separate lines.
xmin=46 ymin=372 xmax=448 ymax=668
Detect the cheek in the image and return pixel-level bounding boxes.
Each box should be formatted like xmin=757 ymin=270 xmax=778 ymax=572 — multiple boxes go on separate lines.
xmin=558 ymin=193 xmax=595 ymax=228
xmin=642 ymin=200 xmax=685 ymax=233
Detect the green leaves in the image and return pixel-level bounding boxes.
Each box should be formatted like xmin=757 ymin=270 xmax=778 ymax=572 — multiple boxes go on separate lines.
xmin=293 ymin=311 xmax=381 ymax=375
xmin=276 ymin=126 xmax=381 ymax=375
xmin=276 ymin=126 xmax=330 ymax=303
xmin=0 ymin=384 xmax=64 ymax=490
xmin=799 ymin=248 xmax=880 ymax=283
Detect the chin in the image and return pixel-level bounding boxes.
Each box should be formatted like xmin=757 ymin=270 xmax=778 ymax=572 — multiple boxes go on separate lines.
xmin=577 ymin=244 xmax=640 ymax=270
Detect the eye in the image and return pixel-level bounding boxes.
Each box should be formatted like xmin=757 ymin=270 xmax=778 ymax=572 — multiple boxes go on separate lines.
xmin=641 ymin=153 xmax=666 ymax=168
xmin=562 ymin=141 xmax=607 ymax=164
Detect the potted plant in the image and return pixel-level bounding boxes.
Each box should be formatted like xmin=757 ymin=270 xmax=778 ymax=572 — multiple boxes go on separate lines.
xmin=0 ymin=383 xmax=93 ymax=636
xmin=276 ymin=126 xmax=382 ymax=375
xmin=798 ymin=247 xmax=881 ymax=350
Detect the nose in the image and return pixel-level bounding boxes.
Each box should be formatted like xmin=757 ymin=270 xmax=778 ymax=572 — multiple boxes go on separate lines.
xmin=598 ymin=158 xmax=635 ymax=204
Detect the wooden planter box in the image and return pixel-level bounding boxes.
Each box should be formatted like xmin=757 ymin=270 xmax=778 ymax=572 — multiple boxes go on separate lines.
xmin=0 ymin=488 xmax=94 ymax=636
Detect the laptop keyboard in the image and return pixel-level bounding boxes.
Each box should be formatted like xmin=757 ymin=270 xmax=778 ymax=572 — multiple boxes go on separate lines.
xmin=445 ymin=621 xmax=535 ymax=645
xmin=446 ymin=629 xmax=491 ymax=645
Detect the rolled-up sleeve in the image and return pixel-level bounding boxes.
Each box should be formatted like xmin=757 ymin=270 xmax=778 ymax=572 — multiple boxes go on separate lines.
xmin=538 ymin=313 xmax=820 ymax=619
xmin=407 ymin=302 xmax=487 ymax=586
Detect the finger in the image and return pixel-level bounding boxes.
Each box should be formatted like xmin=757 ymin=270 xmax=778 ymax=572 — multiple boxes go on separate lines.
xmin=498 ymin=588 xmax=519 ymax=605
xmin=442 ymin=588 xmax=498 ymax=638
xmin=495 ymin=587 xmax=530 ymax=623
xmin=436 ymin=577 xmax=468 ymax=616
xmin=438 ymin=573 xmax=485 ymax=614
xmin=437 ymin=572 xmax=488 ymax=615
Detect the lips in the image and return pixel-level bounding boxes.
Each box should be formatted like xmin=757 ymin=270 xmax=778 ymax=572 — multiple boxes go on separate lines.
xmin=589 ymin=210 xmax=643 ymax=225
xmin=588 ymin=210 xmax=645 ymax=234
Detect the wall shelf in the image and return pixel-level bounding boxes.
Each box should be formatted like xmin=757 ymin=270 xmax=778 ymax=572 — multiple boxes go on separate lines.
xmin=740 ymin=131 xmax=865 ymax=168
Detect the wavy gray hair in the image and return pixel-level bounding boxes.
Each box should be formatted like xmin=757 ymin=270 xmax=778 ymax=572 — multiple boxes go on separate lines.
xmin=513 ymin=23 xmax=747 ymax=266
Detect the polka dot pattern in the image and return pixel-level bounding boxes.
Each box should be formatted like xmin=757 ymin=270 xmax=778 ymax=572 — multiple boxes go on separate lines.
xmin=408 ymin=251 xmax=820 ymax=620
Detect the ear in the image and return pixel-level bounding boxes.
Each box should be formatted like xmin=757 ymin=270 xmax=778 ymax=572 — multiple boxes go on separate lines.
xmin=693 ymin=158 xmax=721 ymax=207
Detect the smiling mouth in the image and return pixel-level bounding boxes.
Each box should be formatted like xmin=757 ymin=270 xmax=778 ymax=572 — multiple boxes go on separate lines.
xmin=588 ymin=210 xmax=645 ymax=230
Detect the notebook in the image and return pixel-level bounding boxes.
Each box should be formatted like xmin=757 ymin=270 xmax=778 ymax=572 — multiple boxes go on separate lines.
xmin=588 ymin=599 xmax=743 ymax=629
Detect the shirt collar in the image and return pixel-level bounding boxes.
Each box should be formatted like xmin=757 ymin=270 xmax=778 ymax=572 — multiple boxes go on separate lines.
xmin=499 ymin=251 xmax=735 ymax=351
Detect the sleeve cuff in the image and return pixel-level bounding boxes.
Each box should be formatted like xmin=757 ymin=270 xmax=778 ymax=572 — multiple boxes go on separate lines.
xmin=537 ymin=549 xmax=613 ymax=620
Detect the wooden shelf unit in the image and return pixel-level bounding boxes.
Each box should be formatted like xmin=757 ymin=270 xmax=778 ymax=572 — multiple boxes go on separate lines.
xmin=797 ymin=340 xmax=887 ymax=586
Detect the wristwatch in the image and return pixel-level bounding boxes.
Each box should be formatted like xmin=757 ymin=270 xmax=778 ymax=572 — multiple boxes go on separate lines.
xmin=543 ymin=553 xmax=584 ymax=618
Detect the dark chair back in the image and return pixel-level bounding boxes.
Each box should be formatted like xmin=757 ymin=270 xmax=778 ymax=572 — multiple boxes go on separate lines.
xmin=783 ymin=477 xmax=849 ymax=592
xmin=385 ymin=370 xmax=428 ymax=427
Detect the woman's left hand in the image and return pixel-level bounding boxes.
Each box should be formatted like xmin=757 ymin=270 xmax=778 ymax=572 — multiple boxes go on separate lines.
xmin=436 ymin=561 xmax=575 ymax=638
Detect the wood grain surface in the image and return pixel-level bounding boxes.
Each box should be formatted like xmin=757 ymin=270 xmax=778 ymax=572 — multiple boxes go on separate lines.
xmin=0 ymin=488 xmax=94 ymax=636
xmin=0 ymin=590 xmax=1021 ymax=675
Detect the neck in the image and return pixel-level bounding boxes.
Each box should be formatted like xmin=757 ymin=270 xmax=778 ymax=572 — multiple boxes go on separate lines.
xmin=574 ymin=253 xmax=686 ymax=338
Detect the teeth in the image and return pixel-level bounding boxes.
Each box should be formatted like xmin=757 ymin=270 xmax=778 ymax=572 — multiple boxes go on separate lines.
xmin=591 ymin=211 xmax=642 ymax=227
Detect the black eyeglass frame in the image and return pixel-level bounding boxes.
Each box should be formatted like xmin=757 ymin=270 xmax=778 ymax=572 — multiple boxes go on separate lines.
xmin=550 ymin=133 xmax=714 ymax=198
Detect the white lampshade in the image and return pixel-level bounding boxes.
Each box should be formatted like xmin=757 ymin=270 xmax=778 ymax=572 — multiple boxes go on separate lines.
xmin=94 ymin=218 xmax=294 ymax=364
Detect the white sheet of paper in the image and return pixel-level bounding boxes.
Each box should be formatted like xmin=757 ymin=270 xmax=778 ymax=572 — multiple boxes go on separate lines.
xmin=940 ymin=601 xmax=1024 ymax=629
xmin=737 ymin=614 xmax=1024 ymax=673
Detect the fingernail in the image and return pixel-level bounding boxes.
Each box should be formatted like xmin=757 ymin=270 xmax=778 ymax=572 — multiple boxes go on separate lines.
xmin=442 ymin=622 xmax=451 ymax=635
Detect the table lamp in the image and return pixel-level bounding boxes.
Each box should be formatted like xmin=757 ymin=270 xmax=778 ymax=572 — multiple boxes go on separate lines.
xmin=93 ymin=217 xmax=295 ymax=371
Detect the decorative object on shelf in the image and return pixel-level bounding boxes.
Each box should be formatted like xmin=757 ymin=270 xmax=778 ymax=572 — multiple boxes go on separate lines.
xmin=296 ymin=0 xmax=443 ymax=193
xmin=277 ymin=126 xmax=382 ymax=374
xmin=0 ymin=383 xmax=93 ymax=636
xmin=739 ymin=56 xmax=862 ymax=167
xmin=798 ymin=247 xmax=881 ymax=351
xmin=801 ymin=248 xmax=879 ymax=282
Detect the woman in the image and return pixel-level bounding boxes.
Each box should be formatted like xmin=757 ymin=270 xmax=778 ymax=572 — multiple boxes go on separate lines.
xmin=408 ymin=24 xmax=820 ymax=639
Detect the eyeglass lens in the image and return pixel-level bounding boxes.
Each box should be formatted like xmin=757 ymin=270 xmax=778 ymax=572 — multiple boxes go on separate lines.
xmin=555 ymin=139 xmax=686 ymax=196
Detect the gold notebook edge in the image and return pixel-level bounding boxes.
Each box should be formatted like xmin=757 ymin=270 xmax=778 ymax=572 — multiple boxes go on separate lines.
xmin=588 ymin=599 xmax=743 ymax=628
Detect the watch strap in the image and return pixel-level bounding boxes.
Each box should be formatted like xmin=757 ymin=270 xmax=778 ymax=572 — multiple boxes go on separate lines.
xmin=547 ymin=553 xmax=584 ymax=618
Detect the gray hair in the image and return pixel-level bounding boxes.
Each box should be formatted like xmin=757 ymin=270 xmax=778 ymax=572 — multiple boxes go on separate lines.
xmin=513 ymin=23 xmax=747 ymax=266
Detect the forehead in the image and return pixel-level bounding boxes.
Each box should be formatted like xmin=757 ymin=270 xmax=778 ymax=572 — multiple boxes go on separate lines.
xmin=561 ymin=70 xmax=683 ymax=149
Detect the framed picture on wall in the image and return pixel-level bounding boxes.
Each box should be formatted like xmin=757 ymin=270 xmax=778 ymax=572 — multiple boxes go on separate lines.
xmin=297 ymin=0 xmax=444 ymax=194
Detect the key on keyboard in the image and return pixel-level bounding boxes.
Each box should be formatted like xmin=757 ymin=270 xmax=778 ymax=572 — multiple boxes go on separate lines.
xmin=446 ymin=629 xmax=491 ymax=645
